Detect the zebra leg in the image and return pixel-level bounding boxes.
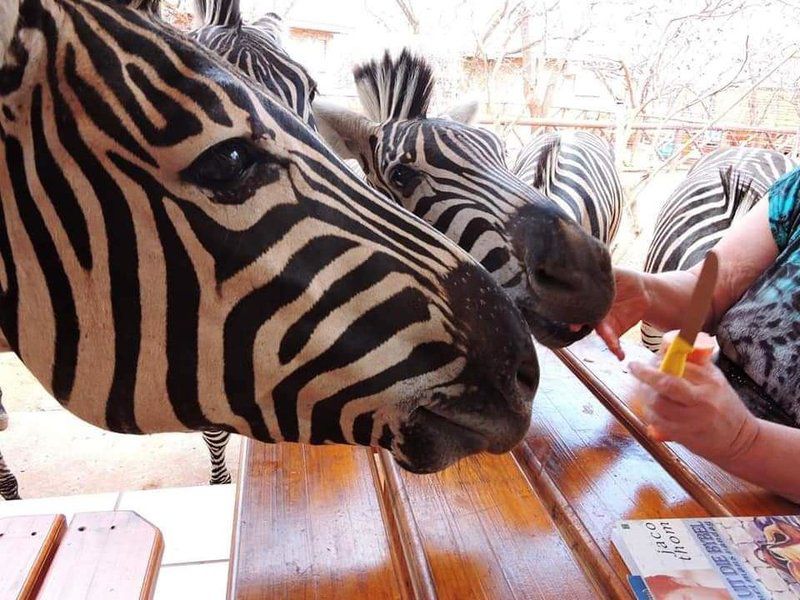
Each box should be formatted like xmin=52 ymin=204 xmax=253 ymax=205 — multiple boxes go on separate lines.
xmin=0 ymin=448 xmax=20 ymax=501
xmin=0 ymin=387 xmax=7 ymax=432
xmin=202 ymin=429 xmax=232 ymax=485
xmin=640 ymin=321 xmax=664 ymax=353
xmin=0 ymin=388 xmax=20 ymax=500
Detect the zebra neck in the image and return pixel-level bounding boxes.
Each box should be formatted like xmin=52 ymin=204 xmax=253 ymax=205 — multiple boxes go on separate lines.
xmin=195 ymin=0 xmax=242 ymax=28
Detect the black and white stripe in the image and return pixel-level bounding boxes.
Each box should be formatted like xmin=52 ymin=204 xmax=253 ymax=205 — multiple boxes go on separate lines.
xmin=190 ymin=0 xmax=318 ymax=129
xmin=1 ymin=0 xmax=331 ymax=495
xmin=316 ymin=49 xmax=615 ymax=349
xmin=0 ymin=0 xmax=539 ymax=476
xmin=641 ymin=147 xmax=797 ymax=350
xmin=0 ymin=450 xmax=20 ymax=501
xmin=202 ymin=429 xmax=232 ymax=485
xmin=185 ymin=0 xmax=318 ymax=487
xmin=0 ymin=394 xmax=18 ymax=500
xmin=513 ymin=131 xmax=623 ymax=245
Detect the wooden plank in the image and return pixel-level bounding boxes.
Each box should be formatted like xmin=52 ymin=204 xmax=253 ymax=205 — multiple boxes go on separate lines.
xmin=229 ymin=440 xmax=408 ymax=600
xmin=516 ymin=347 xmax=712 ymax=596
xmin=386 ymin=448 xmax=599 ymax=599
xmin=36 ymin=511 xmax=163 ymax=600
xmin=373 ymin=451 xmax=437 ymax=600
xmin=0 ymin=514 xmax=65 ymax=600
xmin=513 ymin=445 xmax=632 ymax=600
xmin=558 ymin=335 xmax=798 ymax=515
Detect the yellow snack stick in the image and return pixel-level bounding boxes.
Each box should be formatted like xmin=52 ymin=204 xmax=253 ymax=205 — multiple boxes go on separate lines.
xmin=649 ymin=252 xmax=719 ymax=441
xmin=659 ymin=335 xmax=693 ymax=377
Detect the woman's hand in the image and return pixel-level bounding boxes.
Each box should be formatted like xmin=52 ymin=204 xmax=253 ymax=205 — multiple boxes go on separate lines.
xmin=595 ymin=268 xmax=651 ymax=360
xmin=629 ymin=359 xmax=760 ymax=464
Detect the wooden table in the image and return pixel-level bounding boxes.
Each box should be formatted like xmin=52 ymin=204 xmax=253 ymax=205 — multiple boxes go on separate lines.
xmin=228 ymin=335 xmax=798 ymax=599
xmin=0 ymin=511 xmax=163 ymax=600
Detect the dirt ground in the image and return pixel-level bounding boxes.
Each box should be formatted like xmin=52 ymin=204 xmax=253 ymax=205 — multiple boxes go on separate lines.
xmin=0 ymin=171 xmax=683 ymax=501
xmin=0 ymin=351 xmax=242 ymax=499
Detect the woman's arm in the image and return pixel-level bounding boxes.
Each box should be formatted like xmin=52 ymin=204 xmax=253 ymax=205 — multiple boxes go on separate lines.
xmin=597 ymin=196 xmax=778 ymax=357
xmin=631 ymin=358 xmax=800 ymax=504
xmin=697 ymin=196 xmax=779 ymax=330
xmin=718 ymin=419 xmax=800 ymax=504
xmin=644 ymin=196 xmax=778 ymax=331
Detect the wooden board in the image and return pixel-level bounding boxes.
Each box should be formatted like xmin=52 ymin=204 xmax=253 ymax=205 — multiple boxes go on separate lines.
xmin=0 ymin=514 xmax=65 ymax=600
xmin=514 ymin=347 xmax=710 ymax=598
xmin=384 ymin=449 xmax=599 ymax=599
xmin=559 ymin=335 xmax=798 ymax=516
xmin=228 ymin=335 xmax=798 ymax=599
xmin=229 ymin=441 xmax=409 ymax=600
xmin=36 ymin=511 xmax=163 ymax=600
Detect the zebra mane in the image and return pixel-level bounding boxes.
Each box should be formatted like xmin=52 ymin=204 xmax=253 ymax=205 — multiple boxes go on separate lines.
xmin=531 ymin=138 xmax=561 ymax=189
xmin=719 ymin=166 xmax=755 ymax=216
xmin=193 ymin=0 xmax=242 ymax=28
xmin=251 ymin=12 xmax=285 ymax=47
xmin=353 ymin=49 xmax=434 ymax=122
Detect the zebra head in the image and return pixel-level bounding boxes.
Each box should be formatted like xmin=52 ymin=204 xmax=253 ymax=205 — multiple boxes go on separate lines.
xmin=315 ymin=50 xmax=615 ymax=348
xmin=0 ymin=0 xmax=537 ymax=474
xmin=189 ymin=0 xmax=318 ymax=130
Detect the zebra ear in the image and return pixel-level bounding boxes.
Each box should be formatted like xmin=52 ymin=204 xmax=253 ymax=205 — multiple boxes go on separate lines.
xmin=441 ymin=100 xmax=480 ymax=125
xmin=0 ymin=0 xmax=20 ymax=69
xmin=314 ymin=99 xmax=378 ymax=162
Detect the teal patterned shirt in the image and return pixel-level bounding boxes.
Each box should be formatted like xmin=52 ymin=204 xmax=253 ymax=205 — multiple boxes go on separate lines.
xmin=717 ymin=167 xmax=800 ymax=426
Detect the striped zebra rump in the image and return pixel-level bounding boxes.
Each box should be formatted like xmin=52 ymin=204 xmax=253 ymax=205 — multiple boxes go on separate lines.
xmin=513 ymin=131 xmax=623 ymax=245
xmin=641 ymin=147 xmax=797 ymax=350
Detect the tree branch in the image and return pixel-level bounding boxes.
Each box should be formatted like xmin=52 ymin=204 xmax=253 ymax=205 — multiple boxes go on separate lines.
xmin=393 ymin=0 xmax=420 ymax=34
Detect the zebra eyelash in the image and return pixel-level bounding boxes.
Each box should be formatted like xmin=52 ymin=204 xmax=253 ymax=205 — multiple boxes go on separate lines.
xmin=181 ymin=137 xmax=288 ymax=203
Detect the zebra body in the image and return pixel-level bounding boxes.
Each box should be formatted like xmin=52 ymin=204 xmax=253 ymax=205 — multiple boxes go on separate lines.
xmin=315 ymin=50 xmax=615 ymax=349
xmin=513 ymin=131 xmax=623 ymax=245
xmin=0 ymin=0 xmax=538 ymax=476
xmin=642 ymin=147 xmax=797 ymax=350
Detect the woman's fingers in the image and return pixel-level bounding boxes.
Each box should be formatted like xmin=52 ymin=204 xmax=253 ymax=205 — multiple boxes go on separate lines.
xmin=629 ymin=362 xmax=696 ymax=406
xmin=682 ymin=360 xmax=724 ymax=385
xmin=646 ymin=416 xmax=678 ymax=443
xmin=596 ymin=320 xmax=625 ymax=360
xmin=644 ymin=396 xmax=685 ymax=422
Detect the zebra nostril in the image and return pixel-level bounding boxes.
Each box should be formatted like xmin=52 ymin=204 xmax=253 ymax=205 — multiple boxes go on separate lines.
xmin=531 ymin=265 xmax=576 ymax=293
xmin=515 ymin=355 xmax=539 ymax=398
xmin=533 ymin=268 xmax=550 ymax=283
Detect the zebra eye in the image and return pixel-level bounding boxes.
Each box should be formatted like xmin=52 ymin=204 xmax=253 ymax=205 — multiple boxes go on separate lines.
xmin=388 ymin=164 xmax=421 ymax=195
xmin=183 ymin=138 xmax=258 ymax=190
